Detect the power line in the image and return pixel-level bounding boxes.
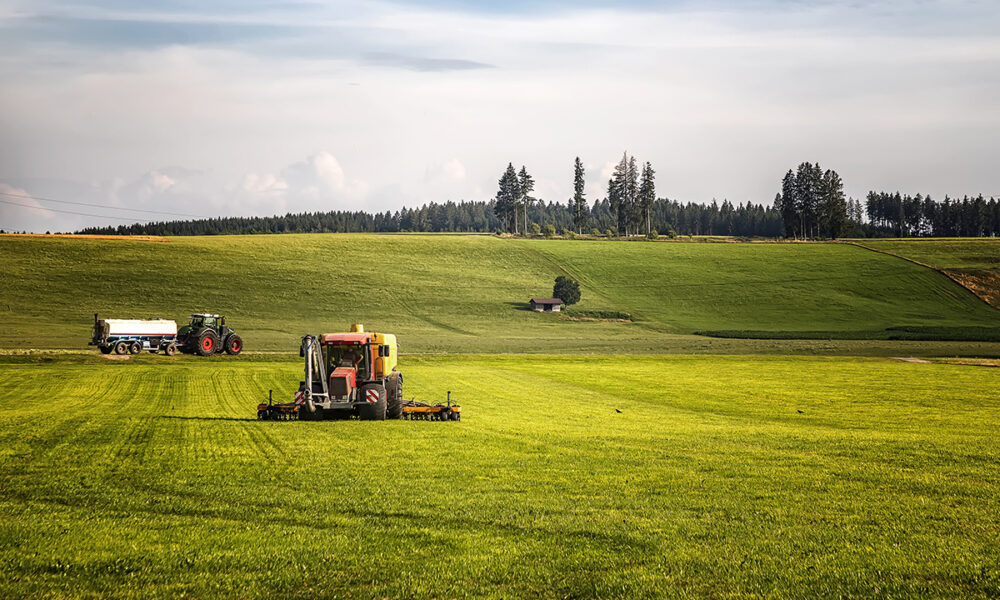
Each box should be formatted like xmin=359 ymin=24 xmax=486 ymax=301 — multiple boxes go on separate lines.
xmin=0 ymin=198 xmax=151 ymax=222
xmin=0 ymin=190 xmax=209 ymax=219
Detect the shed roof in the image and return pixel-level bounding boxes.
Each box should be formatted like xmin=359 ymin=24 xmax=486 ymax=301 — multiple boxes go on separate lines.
xmin=530 ymin=298 xmax=563 ymax=304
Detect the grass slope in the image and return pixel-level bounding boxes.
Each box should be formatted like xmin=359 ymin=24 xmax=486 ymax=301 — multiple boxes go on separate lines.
xmin=1 ymin=353 xmax=998 ymax=598
xmin=0 ymin=234 xmax=997 ymax=352
xmin=525 ymin=239 xmax=999 ymax=339
xmin=855 ymin=238 xmax=1000 ymax=308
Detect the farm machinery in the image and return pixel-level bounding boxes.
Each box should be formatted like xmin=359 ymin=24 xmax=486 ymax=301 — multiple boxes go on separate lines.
xmin=90 ymin=314 xmax=180 ymax=355
xmin=91 ymin=313 xmax=243 ymax=356
xmin=175 ymin=314 xmax=243 ymax=356
xmin=256 ymin=324 xmax=460 ymax=422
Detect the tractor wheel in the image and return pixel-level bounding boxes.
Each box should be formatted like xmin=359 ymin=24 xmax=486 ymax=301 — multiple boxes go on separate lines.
xmin=114 ymin=341 xmax=129 ymax=355
xmin=98 ymin=344 xmax=113 ymax=354
xmin=164 ymin=343 xmax=178 ymax=356
xmin=224 ymin=334 xmax=243 ymax=355
xmin=195 ymin=330 xmax=220 ymax=356
xmin=358 ymin=384 xmax=386 ymax=421
xmin=386 ymin=372 xmax=403 ymax=419
xmin=129 ymin=341 xmax=142 ymax=355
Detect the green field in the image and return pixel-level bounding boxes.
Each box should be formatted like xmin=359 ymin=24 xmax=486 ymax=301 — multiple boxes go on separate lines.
xmin=1 ymin=353 xmax=998 ymax=598
xmin=854 ymin=238 xmax=1000 ymax=308
xmin=1 ymin=234 xmax=997 ymax=352
xmin=3 ymin=234 xmax=1000 ymax=598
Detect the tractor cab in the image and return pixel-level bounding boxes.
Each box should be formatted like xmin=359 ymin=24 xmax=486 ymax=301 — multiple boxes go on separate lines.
xmin=295 ymin=324 xmax=401 ymax=420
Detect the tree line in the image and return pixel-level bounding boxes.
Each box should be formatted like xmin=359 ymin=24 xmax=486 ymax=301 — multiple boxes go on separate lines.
xmin=76 ymin=157 xmax=998 ymax=238
xmin=76 ymin=197 xmax=784 ymax=238
xmin=865 ymin=192 xmax=1000 ymax=237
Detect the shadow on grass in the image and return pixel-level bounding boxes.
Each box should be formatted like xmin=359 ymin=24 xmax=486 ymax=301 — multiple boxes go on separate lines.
xmin=505 ymin=301 xmax=533 ymax=312
xmin=156 ymin=415 xmax=258 ymax=422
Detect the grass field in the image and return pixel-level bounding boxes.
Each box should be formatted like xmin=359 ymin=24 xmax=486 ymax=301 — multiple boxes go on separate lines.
xmin=1 ymin=353 xmax=998 ymax=599
xmin=854 ymin=238 xmax=1000 ymax=308
xmin=1 ymin=234 xmax=997 ymax=352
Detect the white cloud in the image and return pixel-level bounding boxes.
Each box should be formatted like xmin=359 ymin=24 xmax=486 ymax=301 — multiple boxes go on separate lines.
xmin=425 ymin=158 xmax=466 ymax=183
xmin=0 ymin=183 xmax=55 ymax=232
xmin=1 ymin=0 xmax=999 ymax=232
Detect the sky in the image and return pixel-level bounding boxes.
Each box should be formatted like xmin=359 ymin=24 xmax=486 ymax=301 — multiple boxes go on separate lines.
xmin=1 ymin=0 xmax=998 ymax=232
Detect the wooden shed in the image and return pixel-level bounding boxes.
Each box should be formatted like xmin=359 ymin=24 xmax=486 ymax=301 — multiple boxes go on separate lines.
xmin=529 ymin=298 xmax=564 ymax=312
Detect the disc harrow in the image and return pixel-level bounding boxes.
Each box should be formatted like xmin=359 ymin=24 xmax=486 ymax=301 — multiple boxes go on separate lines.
xmin=256 ymin=391 xmax=461 ymax=421
xmin=402 ymin=396 xmax=461 ymax=421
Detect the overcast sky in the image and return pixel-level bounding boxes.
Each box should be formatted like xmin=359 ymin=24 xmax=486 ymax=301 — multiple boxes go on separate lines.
xmin=1 ymin=0 xmax=998 ymax=232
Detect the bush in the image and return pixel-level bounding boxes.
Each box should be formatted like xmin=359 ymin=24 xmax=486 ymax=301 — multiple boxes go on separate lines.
xmin=530 ymin=222 xmax=541 ymax=235
xmin=543 ymin=224 xmax=556 ymax=237
xmin=646 ymin=230 xmax=658 ymax=240
xmin=561 ymin=228 xmax=574 ymax=238
xmin=605 ymin=228 xmax=615 ymax=238
xmin=591 ymin=228 xmax=602 ymax=237
xmin=553 ymin=275 xmax=581 ymax=306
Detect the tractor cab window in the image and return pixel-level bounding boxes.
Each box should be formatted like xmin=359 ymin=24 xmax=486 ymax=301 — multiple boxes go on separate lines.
xmin=325 ymin=344 xmax=370 ymax=378
xmin=191 ymin=316 xmax=216 ymax=329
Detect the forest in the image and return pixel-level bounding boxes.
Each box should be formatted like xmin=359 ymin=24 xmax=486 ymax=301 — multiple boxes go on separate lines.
xmin=75 ymin=158 xmax=998 ymax=238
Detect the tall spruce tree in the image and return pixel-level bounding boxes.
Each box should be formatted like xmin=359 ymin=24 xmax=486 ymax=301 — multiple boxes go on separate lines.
xmin=609 ymin=153 xmax=629 ymax=235
xmin=779 ymin=169 xmax=797 ymax=238
xmin=639 ymin=161 xmax=656 ymax=235
xmin=820 ymin=169 xmax=847 ymax=238
xmin=518 ymin=166 xmax=535 ymax=236
xmin=494 ymin=163 xmax=520 ymax=233
xmin=626 ymin=155 xmax=639 ymax=235
xmin=572 ymin=157 xmax=587 ymax=233
xmin=794 ymin=162 xmax=822 ymax=238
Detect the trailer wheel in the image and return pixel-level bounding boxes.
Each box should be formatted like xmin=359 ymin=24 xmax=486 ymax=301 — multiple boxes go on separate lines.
xmin=358 ymin=384 xmax=386 ymax=421
xmin=129 ymin=341 xmax=142 ymax=355
xmin=98 ymin=344 xmax=113 ymax=355
xmin=114 ymin=341 xmax=129 ymax=355
xmin=224 ymin=334 xmax=243 ymax=355
xmin=196 ymin=330 xmax=220 ymax=356
xmin=164 ymin=343 xmax=178 ymax=356
xmin=386 ymin=372 xmax=403 ymax=419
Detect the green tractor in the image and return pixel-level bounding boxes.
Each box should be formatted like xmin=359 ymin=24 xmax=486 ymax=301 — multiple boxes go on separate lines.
xmin=176 ymin=314 xmax=243 ymax=356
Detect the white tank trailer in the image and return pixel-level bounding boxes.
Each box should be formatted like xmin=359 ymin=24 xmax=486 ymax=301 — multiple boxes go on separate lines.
xmin=90 ymin=313 xmax=180 ymax=356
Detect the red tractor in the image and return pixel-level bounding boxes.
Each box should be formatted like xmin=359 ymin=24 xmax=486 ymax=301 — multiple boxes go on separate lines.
xmin=294 ymin=324 xmax=403 ymax=421
xmin=256 ymin=324 xmax=460 ymax=422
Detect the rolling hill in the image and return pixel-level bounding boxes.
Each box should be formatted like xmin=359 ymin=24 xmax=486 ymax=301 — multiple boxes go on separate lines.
xmin=0 ymin=234 xmax=997 ymax=352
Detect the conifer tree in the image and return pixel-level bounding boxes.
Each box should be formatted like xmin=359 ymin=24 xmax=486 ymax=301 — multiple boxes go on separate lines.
xmin=820 ymin=169 xmax=847 ymax=238
xmin=779 ymin=169 xmax=797 ymax=238
xmin=518 ymin=166 xmax=535 ymax=236
xmin=639 ymin=161 xmax=656 ymax=235
xmin=572 ymin=157 xmax=587 ymax=233
xmin=494 ymin=163 xmax=520 ymax=233
xmin=626 ymin=155 xmax=639 ymax=235
xmin=608 ymin=153 xmax=629 ymax=236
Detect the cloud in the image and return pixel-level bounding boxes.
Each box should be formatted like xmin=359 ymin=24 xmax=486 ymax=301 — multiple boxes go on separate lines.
xmin=0 ymin=183 xmax=56 ymax=232
xmin=1 ymin=0 xmax=999 ymax=230
xmin=425 ymin=158 xmax=467 ymax=183
xmin=361 ymin=51 xmax=494 ymax=72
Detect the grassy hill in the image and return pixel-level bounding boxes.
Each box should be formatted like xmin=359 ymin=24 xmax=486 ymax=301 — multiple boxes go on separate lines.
xmin=2 ymin=353 xmax=998 ymax=598
xmin=0 ymin=234 xmax=997 ymax=352
xmin=854 ymin=238 xmax=1000 ymax=308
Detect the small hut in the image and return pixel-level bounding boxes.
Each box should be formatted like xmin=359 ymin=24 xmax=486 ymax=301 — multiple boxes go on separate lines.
xmin=529 ymin=298 xmax=564 ymax=312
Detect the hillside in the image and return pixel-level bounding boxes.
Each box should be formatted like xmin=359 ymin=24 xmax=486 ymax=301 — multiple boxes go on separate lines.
xmin=0 ymin=234 xmax=997 ymax=352
xmin=854 ymin=238 xmax=1000 ymax=308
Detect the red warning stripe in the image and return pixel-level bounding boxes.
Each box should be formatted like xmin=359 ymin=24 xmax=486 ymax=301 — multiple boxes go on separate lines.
xmin=366 ymin=388 xmax=379 ymax=403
